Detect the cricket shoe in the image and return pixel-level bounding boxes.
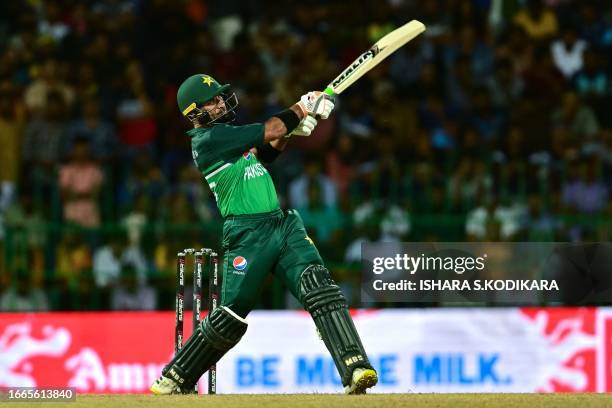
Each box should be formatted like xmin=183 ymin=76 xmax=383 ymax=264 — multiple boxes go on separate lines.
xmin=344 ymin=368 xmax=378 ymax=395
xmin=150 ymin=375 xmax=181 ymax=395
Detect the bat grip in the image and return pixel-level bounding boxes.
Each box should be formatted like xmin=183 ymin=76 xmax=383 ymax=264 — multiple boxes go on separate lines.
xmin=323 ymin=87 xmax=335 ymax=96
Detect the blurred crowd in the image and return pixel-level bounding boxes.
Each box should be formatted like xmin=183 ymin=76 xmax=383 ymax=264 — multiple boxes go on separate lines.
xmin=0 ymin=0 xmax=611 ymax=311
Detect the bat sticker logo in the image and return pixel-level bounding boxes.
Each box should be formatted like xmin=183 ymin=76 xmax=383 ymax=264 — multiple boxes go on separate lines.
xmin=331 ymin=45 xmax=382 ymax=89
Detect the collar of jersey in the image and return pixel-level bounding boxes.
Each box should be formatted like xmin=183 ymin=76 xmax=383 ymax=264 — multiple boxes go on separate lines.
xmin=186 ymin=128 xmax=206 ymax=138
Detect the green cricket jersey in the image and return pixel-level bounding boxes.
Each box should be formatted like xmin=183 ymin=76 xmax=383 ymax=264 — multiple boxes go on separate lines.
xmin=188 ymin=123 xmax=280 ymax=217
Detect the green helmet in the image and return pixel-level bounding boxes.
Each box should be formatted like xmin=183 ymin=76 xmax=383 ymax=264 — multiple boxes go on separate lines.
xmin=177 ymin=74 xmax=230 ymax=116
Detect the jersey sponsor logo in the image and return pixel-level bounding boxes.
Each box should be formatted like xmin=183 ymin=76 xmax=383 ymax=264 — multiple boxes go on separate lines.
xmin=243 ymin=163 xmax=268 ymax=180
xmin=233 ymin=256 xmax=248 ymax=271
xmin=243 ymin=151 xmax=252 ymax=160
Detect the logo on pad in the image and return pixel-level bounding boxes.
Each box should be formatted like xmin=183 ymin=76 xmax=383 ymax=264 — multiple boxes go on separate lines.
xmin=233 ymin=256 xmax=248 ymax=271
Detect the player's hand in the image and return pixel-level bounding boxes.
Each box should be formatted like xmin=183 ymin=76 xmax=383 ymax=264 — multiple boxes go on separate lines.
xmin=288 ymin=115 xmax=318 ymax=137
xmin=297 ymin=91 xmax=335 ymax=119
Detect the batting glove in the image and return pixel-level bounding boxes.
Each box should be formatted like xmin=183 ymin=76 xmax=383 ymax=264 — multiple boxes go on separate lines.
xmin=297 ymin=91 xmax=335 ymax=120
xmin=289 ymin=115 xmax=318 ymax=137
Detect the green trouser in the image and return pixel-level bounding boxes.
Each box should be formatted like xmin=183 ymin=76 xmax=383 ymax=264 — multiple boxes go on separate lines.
xmin=221 ymin=209 xmax=323 ymax=317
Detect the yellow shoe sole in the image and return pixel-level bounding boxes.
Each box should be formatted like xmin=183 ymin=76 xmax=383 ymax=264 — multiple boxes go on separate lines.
xmin=349 ymin=369 xmax=378 ymax=394
xmin=150 ymin=383 xmax=180 ymax=395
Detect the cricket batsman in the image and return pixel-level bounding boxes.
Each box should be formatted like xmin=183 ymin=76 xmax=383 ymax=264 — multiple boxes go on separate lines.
xmin=151 ymin=74 xmax=378 ymax=394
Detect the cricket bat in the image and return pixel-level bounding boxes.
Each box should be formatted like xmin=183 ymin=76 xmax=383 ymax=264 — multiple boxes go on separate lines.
xmin=323 ymin=20 xmax=426 ymax=96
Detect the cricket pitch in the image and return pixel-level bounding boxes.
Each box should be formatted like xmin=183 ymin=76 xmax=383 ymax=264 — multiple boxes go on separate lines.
xmin=5 ymin=393 xmax=610 ymax=408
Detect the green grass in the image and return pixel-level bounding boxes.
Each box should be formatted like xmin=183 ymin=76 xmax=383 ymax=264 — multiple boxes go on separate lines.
xmin=5 ymin=393 xmax=611 ymax=408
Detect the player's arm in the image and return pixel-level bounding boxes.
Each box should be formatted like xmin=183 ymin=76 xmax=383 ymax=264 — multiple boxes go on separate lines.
xmin=263 ymin=104 xmax=306 ymax=142
xmin=256 ymin=92 xmax=334 ymax=163
xmin=264 ymin=91 xmax=334 ymax=142
xmin=256 ymin=114 xmax=318 ymax=162
xmin=253 ymin=105 xmax=301 ymax=164
xmin=251 ymin=139 xmax=289 ymax=164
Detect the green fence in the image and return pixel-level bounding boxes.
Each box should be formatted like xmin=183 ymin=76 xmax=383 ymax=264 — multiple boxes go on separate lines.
xmin=1 ymin=212 xmax=609 ymax=311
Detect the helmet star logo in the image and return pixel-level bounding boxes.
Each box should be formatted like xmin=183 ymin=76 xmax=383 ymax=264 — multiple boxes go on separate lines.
xmin=202 ymin=76 xmax=214 ymax=86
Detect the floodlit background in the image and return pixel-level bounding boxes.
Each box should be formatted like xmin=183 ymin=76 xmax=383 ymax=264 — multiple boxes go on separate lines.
xmin=0 ymin=0 xmax=611 ymax=395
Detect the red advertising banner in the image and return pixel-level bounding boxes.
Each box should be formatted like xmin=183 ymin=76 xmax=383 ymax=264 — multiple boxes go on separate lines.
xmin=606 ymin=317 xmax=612 ymax=392
xmin=0 ymin=312 xmax=197 ymax=393
xmin=0 ymin=308 xmax=610 ymax=393
xmin=520 ymin=307 xmax=598 ymax=392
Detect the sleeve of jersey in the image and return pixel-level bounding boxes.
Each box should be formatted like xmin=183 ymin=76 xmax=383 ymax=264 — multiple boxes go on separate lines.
xmin=208 ymin=123 xmax=264 ymax=159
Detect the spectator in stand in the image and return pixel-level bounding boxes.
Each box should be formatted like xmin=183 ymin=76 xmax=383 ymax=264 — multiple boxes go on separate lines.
xmin=522 ymin=193 xmax=563 ymax=241
xmin=550 ymin=26 xmax=587 ymax=80
xmin=578 ymin=3 xmax=612 ymax=51
xmin=513 ymin=0 xmax=559 ymax=41
xmin=448 ymin=158 xmax=493 ymax=211
xmin=298 ymin=180 xmax=345 ymax=246
xmin=121 ymin=238 xmax=149 ymax=287
xmin=492 ymin=126 xmax=531 ymax=197
xmin=344 ymin=211 xmax=380 ymax=264
xmin=93 ymin=233 xmax=126 ymax=289
xmin=122 ymin=193 xmax=150 ymax=248
xmin=111 ymin=265 xmax=157 ymax=311
xmin=562 ymin=159 xmax=608 ymax=215
xmin=470 ymin=87 xmax=506 ymax=143
xmin=466 ymin=195 xmax=526 ymax=241
xmin=1 ymin=192 xmax=47 ymax=287
xmin=0 ymin=83 xmax=25 ymax=211
xmin=573 ymin=50 xmax=609 ymax=117
xmin=59 ymin=138 xmax=104 ymax=227
xmin=67 ymin=99 xmax=118 ymax=163
xmin=24 ymin=59 xmax=74 ymax=115
xmin=117 ymin=148 xmax=166 ymax=216
xmin=379 ymin=203 xmax=411 ymax=241
xmin=388 ymin=39 xmax=428 ymax=89
xmin=174 ymin=166 xmax=214 ymax=222
xmin=0 ymin=268 xmax=49 ymax=312
xmin=338 ymin=92 xmax=374 ymax=138
xmin=521 ymin=45 xmax=565 ymax=104
xmin=257 ymin=24 xmax=294 ymax=81
xmin=445 ymin=56 xmax=476 ymax=115
xmin=443 ymin=25 xmax=495 ymax=86
xmin=73 ymin=63 xmax=101 ymax=105
xmin=551 ymin=92 xmax=600 ymax=140
xmin=115 ymin=61 xmax=156 ymax=151
xmin=326 ymin=132 xmax=358 ymax=197
xmin=289 ymin=156 xmax=337 ymax=210
xmin=55 ymin=232 xmax=92 ymax=289
xmin=486 ymin=57 xmax=524 ymax=109
xmin=574 ymin=50 xmax=612 ymax=102
xmin=37 ymin=2 xmax=71 ymax=44
xmin=22 ymin=90 xmax=69 ymax=204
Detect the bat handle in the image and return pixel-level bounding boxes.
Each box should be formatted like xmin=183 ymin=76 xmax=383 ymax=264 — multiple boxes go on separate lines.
xmin=308 ymin=87 xmax=336 ymax=119
xmin=323 ymin=87 xmax=335 ymax=96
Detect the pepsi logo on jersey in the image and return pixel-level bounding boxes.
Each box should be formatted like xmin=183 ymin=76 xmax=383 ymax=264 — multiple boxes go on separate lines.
xmin=233 ymin=256 xmax=248 ymax=271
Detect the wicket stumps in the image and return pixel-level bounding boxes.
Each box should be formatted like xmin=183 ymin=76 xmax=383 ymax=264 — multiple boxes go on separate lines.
xmin=175 ymin=248 xmax=220 ymax=394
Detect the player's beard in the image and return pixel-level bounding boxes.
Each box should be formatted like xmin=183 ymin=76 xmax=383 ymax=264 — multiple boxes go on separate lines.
xmin=208 ymin=93 xmax=238 ymax=125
